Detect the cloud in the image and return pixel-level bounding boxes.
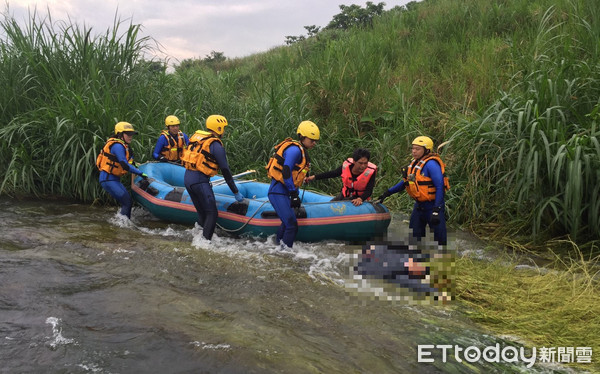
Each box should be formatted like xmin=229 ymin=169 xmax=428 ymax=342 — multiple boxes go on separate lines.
xmin=3 ymin=0 xmax=414 ymax=64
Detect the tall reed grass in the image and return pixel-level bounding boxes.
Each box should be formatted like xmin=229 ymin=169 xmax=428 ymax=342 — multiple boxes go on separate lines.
xmin=2 ymin=2 xmax=598 ymax=365
xmin=449 ymin=5 xmax=600 ymax=242
xmin=0 ymin=0 xmax=598 ymax=247
xmin=0 ymin=9 xmax=157 ymax=200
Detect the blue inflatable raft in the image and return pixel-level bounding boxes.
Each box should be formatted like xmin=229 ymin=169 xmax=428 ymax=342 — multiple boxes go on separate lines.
xmin=131 ymin=162 xmax=391 ymax=242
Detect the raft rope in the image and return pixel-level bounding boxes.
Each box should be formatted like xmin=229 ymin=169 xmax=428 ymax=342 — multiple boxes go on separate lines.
xmin=215 ymin=174 xmax=385 ymax=233
xmin=216 ymin=199 xmax=383 ymax=233
xmin=216 ymin=181 xmax=306 ymax=233
xmin=216 ymin=199 xmax=270 ymax=233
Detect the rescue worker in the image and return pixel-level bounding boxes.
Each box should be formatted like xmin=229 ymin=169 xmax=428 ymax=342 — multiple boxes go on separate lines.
xmin=181 ymin=114 xmax=244 ymax=241
xmin=96 ymin=121 xmax=147 ymax=219
xmin=304 ymin=148 xmax=377 ymax=206
xmin=266 ymin=120 xmax=319 ymax=249
xmin=377 ymin=136 xmax=450 ymax=245
xmin=152 ymin=115 xmax=190 ymax=162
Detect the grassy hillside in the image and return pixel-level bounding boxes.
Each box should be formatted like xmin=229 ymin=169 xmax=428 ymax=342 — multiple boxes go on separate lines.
xmin=0 ymin=0 xmax=599 ymax=247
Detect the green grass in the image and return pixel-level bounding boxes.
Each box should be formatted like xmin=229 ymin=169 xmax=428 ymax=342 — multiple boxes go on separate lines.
xmin=457 ymin=240 xmax=600 ymax=371
xmin=448 ymin=5 xmax=600 ymax=243
xmin=1 ymin=2 xmax=600 ymax=369
xmin=0 ymin=0 xmax=599 ymax=248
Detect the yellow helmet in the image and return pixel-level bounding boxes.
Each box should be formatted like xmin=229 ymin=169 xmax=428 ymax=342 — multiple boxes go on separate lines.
xmin=165 ymin=115 xmax=180 ymax=127
xmin=412 ymin=136 xmax=433 ymax=151
xmin=297 ymin=120 xmax=320 ymax=140
xmin=114 ymin=121 xmax=138 ymax=135
xmin=206 ymin=115 xmax=228 ymax=135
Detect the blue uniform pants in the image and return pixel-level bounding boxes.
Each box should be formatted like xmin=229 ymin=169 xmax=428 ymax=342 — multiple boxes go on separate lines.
xmin=100 ymin=180 xmax=133 ymax=218
xmin=268 ymin=192 xmax=298 ymax=248
xmin=184 ymin=170 xmax=218 ymax=240
xmin=409 ymin=202 xmax=447 ymax=246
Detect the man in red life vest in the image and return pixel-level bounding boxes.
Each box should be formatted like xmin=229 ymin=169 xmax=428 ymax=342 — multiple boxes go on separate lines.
xmin=305 ymin=148 xmax=377 ymax=206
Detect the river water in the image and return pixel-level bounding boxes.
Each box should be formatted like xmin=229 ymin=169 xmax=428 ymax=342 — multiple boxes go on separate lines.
xmin=0 ymin=197 xmax=577 ymax=373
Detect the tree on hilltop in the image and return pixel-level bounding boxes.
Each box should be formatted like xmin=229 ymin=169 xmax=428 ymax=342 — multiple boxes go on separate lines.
xmin=285 ymin=2 xmax=386 ymax=44
xmin=175 ymin=50 xmax=226 ymax=72
xmin=324 ymin=2 xmax=386 ymax=30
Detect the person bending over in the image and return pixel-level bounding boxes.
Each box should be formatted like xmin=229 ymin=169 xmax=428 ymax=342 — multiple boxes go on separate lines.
xmin=181 ymin=115 xmax=244 ymax=240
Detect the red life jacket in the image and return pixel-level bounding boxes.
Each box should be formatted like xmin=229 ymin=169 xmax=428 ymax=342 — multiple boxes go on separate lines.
xmin=341 ymin=158 xmax=377 ymax=199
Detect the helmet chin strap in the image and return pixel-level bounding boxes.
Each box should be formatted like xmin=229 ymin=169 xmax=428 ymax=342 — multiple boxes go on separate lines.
xmin=298 ymin=136 xmax=307 ymax=148
xmin=209 ymin=130 xmax=222 ymax=138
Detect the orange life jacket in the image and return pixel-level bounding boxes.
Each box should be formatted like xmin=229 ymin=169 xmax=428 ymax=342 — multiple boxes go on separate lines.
xmin=341 ymin=158 xmax=377 ymax=199
xmin=265 ymin=138 xmax=309 ymax=188
xmin=159 ymin=130 xmax=186 ymax=161
xmin=96 ymin=138 xmax=133 ymax=177
xmin=404 ymin=153 xmax=450 ymax=202
xmin=180 ymin=130 xmax=222 ymax=176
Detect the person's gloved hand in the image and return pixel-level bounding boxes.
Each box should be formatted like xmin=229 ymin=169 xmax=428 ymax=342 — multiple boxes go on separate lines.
xmin=376 ymin=190 xmax=392 ymax=204
xmin=430 ymin=207 xmax=441 ymax=225
xmin=290 ymin=190 xmax=301 ymax=208
xmin=141 ymin=173 xmax=149 ymax=180
xmin=158 ymin=156 xmax=168 ymax=163
xmin=234 ymin=192 xmax=244 ymax=202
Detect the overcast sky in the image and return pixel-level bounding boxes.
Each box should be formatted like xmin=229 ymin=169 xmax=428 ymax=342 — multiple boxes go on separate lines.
xmin=5 ymin=0 xmax=414 ymax=65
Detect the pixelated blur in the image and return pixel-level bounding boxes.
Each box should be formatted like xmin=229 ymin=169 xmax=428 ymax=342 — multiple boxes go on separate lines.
xmin=345 ymin=228 xmax=455 ymax=306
